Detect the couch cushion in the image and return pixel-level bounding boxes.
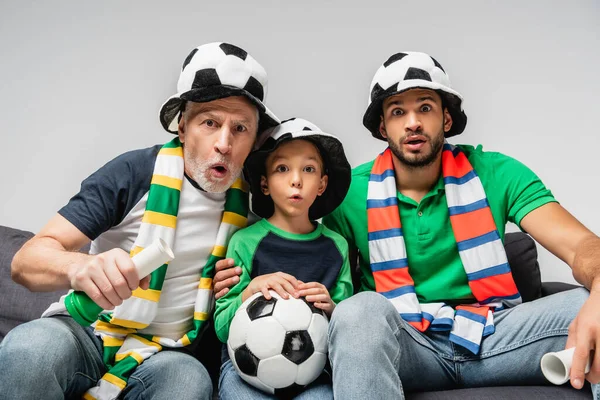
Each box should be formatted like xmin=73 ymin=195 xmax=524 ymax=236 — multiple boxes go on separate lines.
xmin=0 ymin=225 xmax=68 ymax=341
xmin=504 ymin=232 xmax=542 ymax=302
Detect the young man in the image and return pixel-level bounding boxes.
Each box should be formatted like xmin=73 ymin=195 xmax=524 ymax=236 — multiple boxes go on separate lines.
xmin=322 ymin=51 xmax=600 ymax=399
xmin=214 ymin=118 xmax=354 ymax=399
xmin=214 ymin=52 xmax=600 ymax=398
xmin=0 ymin=42 xmax=278 ymax=400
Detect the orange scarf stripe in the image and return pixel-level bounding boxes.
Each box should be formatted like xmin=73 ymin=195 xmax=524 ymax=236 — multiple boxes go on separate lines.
xmin=441 ymin=149 xmax=473 ymax=178
xmin=367 ymin=205 xmax=402 ymax=232
xmin=469 ymin=272 xmax=520 ymax=301
xmin=449 ymin=207 xmax=497 ymax=242
xmin=373 ymin=268 xmax=415 ymax=293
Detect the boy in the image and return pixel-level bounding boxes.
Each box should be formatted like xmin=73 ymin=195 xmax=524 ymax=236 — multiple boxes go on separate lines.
xmin=214 ymin=117 xmax=354 ymax=399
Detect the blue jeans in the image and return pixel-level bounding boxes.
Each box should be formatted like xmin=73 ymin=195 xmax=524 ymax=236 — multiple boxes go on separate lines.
xmin=329 ymin=288 xmax=598 ymax=400
xmin=219 ymin=345 xmax=333 ymax=399
xmin=0 ymin=316 xmax=213 ymax=399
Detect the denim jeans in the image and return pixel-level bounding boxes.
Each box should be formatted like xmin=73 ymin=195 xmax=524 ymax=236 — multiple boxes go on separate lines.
xmin=329 ymin=288 xmax=598 ymax=400
xmin=0 ymin=316 xmax=213 ymax=399
xmin=219 ymin=345 xmax=333 ymax=399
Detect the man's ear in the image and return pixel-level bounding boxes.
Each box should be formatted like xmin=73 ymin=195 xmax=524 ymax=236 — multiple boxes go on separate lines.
xmin=317 ymin=175 xmax=329 ymax=196
xmin=178 ymin=118 xmax=186 ymax=143
xmin=379 ymin=116 xmax=388 ymax=139
xmin=443 ymin=108 xmax=453 ymax=133
xmin=260 ymin=176 xmax=269 ymax=195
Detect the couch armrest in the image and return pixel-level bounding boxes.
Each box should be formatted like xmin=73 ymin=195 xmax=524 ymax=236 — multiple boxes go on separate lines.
xmin=541 ymin=282 xmax=582 ymax=297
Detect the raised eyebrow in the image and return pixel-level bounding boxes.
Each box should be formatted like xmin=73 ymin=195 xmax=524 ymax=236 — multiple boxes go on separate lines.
xmin=417 ymin=96 xmax=436 ymax=103
xmin=196 ymin=111 xmax=222 ymax=121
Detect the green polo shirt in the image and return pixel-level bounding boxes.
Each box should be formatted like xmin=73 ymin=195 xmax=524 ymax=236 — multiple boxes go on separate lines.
xmin=322 ymin=144 xmax=557 ymax=304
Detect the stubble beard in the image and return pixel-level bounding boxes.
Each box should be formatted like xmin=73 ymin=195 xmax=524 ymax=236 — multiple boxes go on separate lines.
xmin=387 ymin=128 xmax=445 ymax=169
xmin=184 ymin=150 xmax=242 ymax=193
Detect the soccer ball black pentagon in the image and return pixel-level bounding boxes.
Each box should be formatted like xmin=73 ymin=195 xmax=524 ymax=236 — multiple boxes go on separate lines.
xmin=227 ymin=291 xmax=329 ymax=394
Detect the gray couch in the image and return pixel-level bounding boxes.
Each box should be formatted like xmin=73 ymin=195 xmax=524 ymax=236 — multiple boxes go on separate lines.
xmin=0 ymin=224 xmax=591 ymax=399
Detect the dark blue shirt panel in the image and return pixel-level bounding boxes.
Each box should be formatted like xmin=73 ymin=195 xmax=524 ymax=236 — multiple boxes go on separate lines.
xmin=250 ymin=232 xmax=343 ymax=290
xmin=58 ymin=145 xmax=162 ymax=241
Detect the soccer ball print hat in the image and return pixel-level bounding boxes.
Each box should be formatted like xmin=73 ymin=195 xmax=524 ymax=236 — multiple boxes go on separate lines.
xmin=363 ymin=51 xmax=467 ymax=140
xmin=159 ymin=42 xmax=279 ymax=135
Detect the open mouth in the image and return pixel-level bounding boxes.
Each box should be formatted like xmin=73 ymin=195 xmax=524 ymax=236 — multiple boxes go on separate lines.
xmin=209 ymin=164 xmax=229 ymax=177
xmin=405 ymin=137 xmax=426 ymax=145
xmin=290 ymin=195 xmax=303 ymax=201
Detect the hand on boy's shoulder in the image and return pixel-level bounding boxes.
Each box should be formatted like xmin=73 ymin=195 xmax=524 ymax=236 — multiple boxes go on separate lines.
xmin=214 ymin=258 xmax=242 ymax=300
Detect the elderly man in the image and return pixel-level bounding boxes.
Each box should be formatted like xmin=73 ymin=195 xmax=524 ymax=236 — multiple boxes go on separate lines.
xmin=0 ymin=42 xmax=278 ymax=400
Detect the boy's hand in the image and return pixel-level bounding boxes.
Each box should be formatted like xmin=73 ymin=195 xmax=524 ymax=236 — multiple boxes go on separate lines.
xmin=243 ymin=272 xmax=300 ymax=302
xmin=214 ymin=258 xmax=242 ymax=300
xmin=298 ymin=281 xmax=335 ymax=317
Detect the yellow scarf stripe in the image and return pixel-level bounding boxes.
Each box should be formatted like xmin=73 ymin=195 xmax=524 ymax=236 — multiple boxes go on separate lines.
xmin=222 ymin=211 xmax=247 ymax=228
xmin=115 ymin=351 xmax=144 ymax=364
xmin=130 ymin=334 xmax=163 ymax=351
xmin=198 ymin=277 xmax=212 ymax=290
xmin=109 ymin=319 xmax=149 ymax=330
xmin=95 ymin=321 xmax=136 ymax=336
xmin=213 ymin=245 xmax=226 ymax=258
xmin=230 ymin=178 xmax=249 ymax=192
xmin=181 ymin=334 xmax=192 ymax=347
xmin=158 ymin=147 xmax=184 ymax=157
xmin=102 ymin=336 xmax=125 ymax=348
xmin=194 ymin=311 xmax=209 ymax=321
xmin=142 ymin=210 xmax=177 ymax=229
xmin=102 ymin=373 xmax=127 ymax=390
xmin=83 ymin=393 xmax=97 ymax=400
xmin=151 ymin=174 xmax=183 ymax=191
xmin=129 ymin=246 xmax=144 ymax=258
xmin=131 ymin=287 xmax=161 ymax=302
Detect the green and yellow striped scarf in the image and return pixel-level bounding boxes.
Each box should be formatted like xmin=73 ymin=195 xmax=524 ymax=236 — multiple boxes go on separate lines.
xmin=83 ymin=138 xmax=248 ymax=400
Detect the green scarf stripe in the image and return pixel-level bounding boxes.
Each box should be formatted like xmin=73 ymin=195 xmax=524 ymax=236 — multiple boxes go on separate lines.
xmin=146 ymin=184 xmax=181 ymax=215
xmin=107 ymin=356 xmax=141 ymax=381
xmin=103 ymin=345 xmax=121 ymax=367
xmin=161 ymin=137 xmax=182 ymax=149
xmin=149 ymin=264 xmax=169 ymax=291
xmin=201 ymin=254 xmax=222 ymax=278
xmin=224 ymin=187 xmax=249 ymax=217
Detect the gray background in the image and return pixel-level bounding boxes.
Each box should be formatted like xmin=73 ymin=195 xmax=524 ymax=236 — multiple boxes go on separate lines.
xmin=1 ymin=0 xmax=598 ymax=284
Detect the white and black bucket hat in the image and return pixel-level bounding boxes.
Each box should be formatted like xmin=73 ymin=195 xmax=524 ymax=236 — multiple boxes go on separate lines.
xmin=159 ymin=42 xmax=279 ymax=136
xmin=245 ymin=118 xmax=351 ymax=220
xmin=363 ymin=51 xmax=467 ymax=139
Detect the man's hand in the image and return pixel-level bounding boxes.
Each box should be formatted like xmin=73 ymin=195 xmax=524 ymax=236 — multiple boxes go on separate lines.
xmin=243 ymin=272 xmax=300 ymax=302
xmin=214 ymin=258 xmax=242 ymax=300
xmin=298 ymin=281 xmax=336 ymax=317
xmin=567 ymin=288 xmax=600 ymax=389
xmin=67 ymin=248 xmax=150 ymax=310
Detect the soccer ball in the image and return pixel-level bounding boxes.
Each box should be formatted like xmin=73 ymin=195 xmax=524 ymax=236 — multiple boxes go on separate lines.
xmin=227 ymin=291 xmax=329 ymax=395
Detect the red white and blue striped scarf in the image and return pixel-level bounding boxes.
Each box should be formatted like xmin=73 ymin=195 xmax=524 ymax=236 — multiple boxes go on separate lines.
xmin=367 ymin=143 xmax=521 ymax=354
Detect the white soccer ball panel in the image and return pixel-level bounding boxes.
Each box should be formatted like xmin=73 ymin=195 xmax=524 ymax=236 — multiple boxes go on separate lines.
xmin=238 ymin=371 xmax=276 ymax=394
xmin=177 ymin=43 xmax=226 ymax=91
xmin=272 ymin=297 xmax=312 ymax=331
xmin=295 ymin=351 xmax=327 ymax=386
xmin=307 ymin=313 xmax=329 ymax=354
xmin=216 ymin=56 xmax=252 ymax=89
xmin=246 ymin=317 xmax=286 ymax=359
xmin=257 ymin=354 xmax=298 ymax=389
xmin=228 ymin=308 xmax=252 ymax=349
